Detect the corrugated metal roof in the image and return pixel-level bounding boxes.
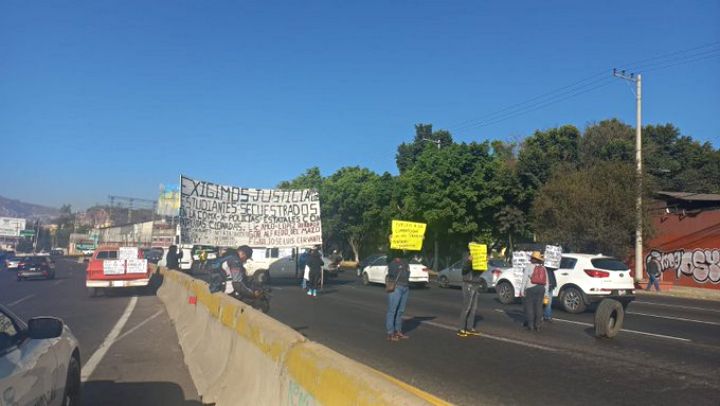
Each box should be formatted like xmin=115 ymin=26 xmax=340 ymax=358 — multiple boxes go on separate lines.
xmin=655 ymin=191 xmax=720 ymax=202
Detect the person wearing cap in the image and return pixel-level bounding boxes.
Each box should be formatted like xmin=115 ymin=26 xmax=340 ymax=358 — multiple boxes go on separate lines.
xmin=226 ymin=245 xmax=258 ymax=299
xmin=519 ymin=251 xmax=549 ymax=332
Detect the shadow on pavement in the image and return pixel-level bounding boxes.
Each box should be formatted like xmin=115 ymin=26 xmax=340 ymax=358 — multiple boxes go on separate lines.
xmin=83 ymin=380 xmax=211 ymax=406
xmin=403 ymin=316 xmax=437 ymax=333
xmin=497 ymin=309 xmax=525 ymax=324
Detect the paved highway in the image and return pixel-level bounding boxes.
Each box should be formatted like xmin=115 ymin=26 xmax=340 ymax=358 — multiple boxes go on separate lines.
xmin=267 ymin=271 xmax=720 ymax=406
xmin=0 ymin=258 xmax=202 ymax=406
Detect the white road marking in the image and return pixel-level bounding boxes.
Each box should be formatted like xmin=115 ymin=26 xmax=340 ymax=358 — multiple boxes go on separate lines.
xmin=81 ymin=296 xmax=138 ymax=382
xmin=634 ymin=301 xmax=720 ymax=314
xmin=115 ymin=309 xmax=164 ymax=343
xmin=493 ymin=309 xmax=692 ymax=342
xmin=7 ymin=294 xmax=35 ymax=307
xmin=52 ymin=280 xmax=63 ymax=286
xmin=414 ymin=318 xmax=558 ymax=352
xmin=626 ymin=311 xmax=720 ymax=326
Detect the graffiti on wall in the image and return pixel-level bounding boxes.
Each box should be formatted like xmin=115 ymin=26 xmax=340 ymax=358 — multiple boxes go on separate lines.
xmin=646 ymin=249 xmax=720 ymax=284
xmin=288 ymin=379 xmax=316 ymax=406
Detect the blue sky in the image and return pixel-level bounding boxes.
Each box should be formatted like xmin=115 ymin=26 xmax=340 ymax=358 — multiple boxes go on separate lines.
xmin=1 ymin=0 xmax=718 ymax=210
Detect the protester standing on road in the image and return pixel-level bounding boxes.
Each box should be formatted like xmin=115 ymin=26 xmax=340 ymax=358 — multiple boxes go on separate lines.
xmin=297 ymin=248 xmax=309 ymax=280
xmin=646 ymin=257 xmax=662 ymax=291
xmin=386 ymin=249 xmax=411 ymax=342
xmin=520 ymin=251 xmax=548 ymax=332
xmin=306 ymin=247 xmax=324 ymax=297
xmin=457 ymin=252 xmax=482 ymax=337
xmin=543 ymin=265 xmax=558 ymax=322
xmin=166 ymin=245 xmax=181 ymax=270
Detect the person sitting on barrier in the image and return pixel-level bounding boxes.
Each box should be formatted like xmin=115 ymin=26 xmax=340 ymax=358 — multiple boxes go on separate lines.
xmin=226 ymin=245 xmax=261 ymax=299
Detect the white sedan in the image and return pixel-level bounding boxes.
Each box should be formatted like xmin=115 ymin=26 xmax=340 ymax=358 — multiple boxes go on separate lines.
xmin=0 ymin=305 xmax=81 ymax=406
xmin=361 ymin=255 xmax=430 ymax=287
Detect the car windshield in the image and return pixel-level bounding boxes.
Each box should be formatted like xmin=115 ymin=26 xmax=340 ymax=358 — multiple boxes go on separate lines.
xmin=591 ymin=258 xmax=628 ymax=271
xmin=489 ymin=259 xmax=510 ymax=268
xmin=24 ymin=256 xmax=47 ymax=265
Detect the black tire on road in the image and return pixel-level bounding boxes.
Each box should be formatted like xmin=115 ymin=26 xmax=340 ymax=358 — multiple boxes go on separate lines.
xmin=496 ymin=281 xmax=515 ymax=304
xmin=561 ymin=287 xmax=587 ymax=314
xmin=438 ymin=276 xmax=449 ymax=288
xmin=362 ymin=272 xmax=370 ymax=286
xmin=62 ymin=355 xmax=81 ymax=406
xmin=594 ymin=299 xmax=624 ymax=338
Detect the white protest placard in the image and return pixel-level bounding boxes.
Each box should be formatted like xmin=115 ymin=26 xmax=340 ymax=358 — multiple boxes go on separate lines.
xmin=512 ymin=251 xmax=531 ymax=269
xmin=126 ymin=259 xmax=148 ymax=274
xmin=179 ymin=176 xmax=323 ymax=248
xmin=544 ymin=245 xmax=562 ymax=269
xmin=118 ymin=247 xmax=138 ymax=261
xmin=103 ymin=260 xmax=125 ymax=275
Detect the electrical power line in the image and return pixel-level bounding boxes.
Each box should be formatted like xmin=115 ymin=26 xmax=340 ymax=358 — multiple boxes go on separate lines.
xmin=448 ymin=42 xmax=720 ymax=132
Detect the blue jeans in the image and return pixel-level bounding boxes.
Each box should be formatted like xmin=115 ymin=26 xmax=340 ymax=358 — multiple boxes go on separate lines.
xmin=386 ymin=286 xmax=410 ymax=334
xmin=646 ymin=275 xmax=661 ymax=291
xmin=544 ymin=290 xmax=553 ymax=320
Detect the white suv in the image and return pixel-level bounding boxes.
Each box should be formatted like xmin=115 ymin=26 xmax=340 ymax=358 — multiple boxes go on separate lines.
xmin=495 ymin=253 xmax=635 ymax=313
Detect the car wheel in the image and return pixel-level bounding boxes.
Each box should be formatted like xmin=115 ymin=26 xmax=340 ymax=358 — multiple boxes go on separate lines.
xmin=594 ymin=299 xmax=624 ymax=338
xmin=362 ymin=272 xmax=370 ymax=286
xmin=438 ymin=276 xmax=449 ymax=288
xmin=496 ymin=281 xmax=515 ymax=304
xmin=561 ymin=287 xmax=587 ymax=313
xmin=479 ymin=280 xmax=489 ymax=293
xmin=62 ymin=354 xmax=81 ymax=406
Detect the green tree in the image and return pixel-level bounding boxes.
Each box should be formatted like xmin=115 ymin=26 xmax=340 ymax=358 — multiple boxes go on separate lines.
xmin=396 ymin=124 xmax=454 ymax=173
xmin=579 ymin=119 xmax=634 ymax=165
xmin=277 ymin=167 xmax=324 ymax=191
xmin=531 ymin=161 xmax=652 ymax=257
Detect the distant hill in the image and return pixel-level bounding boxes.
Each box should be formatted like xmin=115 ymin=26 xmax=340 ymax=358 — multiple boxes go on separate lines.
xmin=0 ymin=195 xmax=60 ymax=221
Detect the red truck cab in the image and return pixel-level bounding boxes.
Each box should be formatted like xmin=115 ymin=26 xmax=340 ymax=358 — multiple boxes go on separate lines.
xmin=86 ymin=245 xmax=151 ymax=296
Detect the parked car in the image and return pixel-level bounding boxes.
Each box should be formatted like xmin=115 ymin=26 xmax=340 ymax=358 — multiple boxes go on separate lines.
xmin=357 ymin=253 xmax=385 ymax=277
xmin=85 ymin=246 xmax=152 ymax=296
xmin=0 ymin=304 xmax=81 ymax=406
xmin=17 ymin=256 xmax=56 ymax=281
xmin=437 ymin=258 xmax=511 ymax=292
xmin=494 ymin=253 xmax=635 ymax=313
xmin=361 ymin=255 xmax=430 ymax=288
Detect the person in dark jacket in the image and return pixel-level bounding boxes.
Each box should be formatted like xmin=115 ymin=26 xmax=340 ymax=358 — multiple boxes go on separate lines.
xmin=166 ymin=245 xmax=182 ymax=270
xmin=457 ymin=253 xmax=483 ymax=337
xmin=226 ymin=245 xmax=257 ymax=299
xmin=543 ymin=266 xmax=558 ymax=322
xmin=385 ymin=249 xmax=411 ymax=342
xmin=306 ymin=247 xmax=324 ymax=297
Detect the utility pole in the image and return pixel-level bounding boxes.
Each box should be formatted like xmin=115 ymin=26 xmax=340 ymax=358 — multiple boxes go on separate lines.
xmin=613 ymin=69 xmax=643 ymax=283
xmin=422 ymin=137 xmax=442 ymax=149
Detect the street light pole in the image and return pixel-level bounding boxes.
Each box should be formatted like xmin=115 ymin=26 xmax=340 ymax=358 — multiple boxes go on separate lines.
xmin=613 ymin=69 xmax=643 ymax=283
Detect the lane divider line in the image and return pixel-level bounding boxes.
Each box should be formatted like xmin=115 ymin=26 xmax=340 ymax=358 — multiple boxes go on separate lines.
xmin=626 ymin=311 xmax=720 ymax=326
xmin=7 ymin=294 xmax=35 ymax=307
xmin=115 ymin=309 xmax=164 ymax=343
xmin=413 ymin=317 xmax=558 ymax=352
xmin=81 ymin=296 xmax=138 ymax=382
xmin=493 ymin=309 xmax=692 ymax=342
xmin=634 ymin=301 xmax=720 ymax=314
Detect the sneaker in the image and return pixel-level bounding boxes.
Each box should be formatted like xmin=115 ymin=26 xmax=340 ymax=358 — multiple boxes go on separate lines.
xmin=457 ymin=329 xmax=469 ymax=337
xmin=395 ymin=332 xmax=410 ymax=339
xmin=466 ymin=329 xmax=481 ymax=336
xmin=312 ymin=290 xmax=317 ymax=297
xmin=387 ymin=334 xmax=399 ymax=342
xmin=307 ymin=290 xmax=312 ymax=296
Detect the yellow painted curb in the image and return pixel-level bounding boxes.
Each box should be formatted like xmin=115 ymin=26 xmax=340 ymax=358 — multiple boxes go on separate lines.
xmin=376 ymin=370 xmax=454 ymax=406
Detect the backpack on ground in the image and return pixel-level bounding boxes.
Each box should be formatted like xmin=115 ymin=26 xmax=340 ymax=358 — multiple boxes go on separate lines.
xmin=530 ymin=265 xmax=547 ymax=285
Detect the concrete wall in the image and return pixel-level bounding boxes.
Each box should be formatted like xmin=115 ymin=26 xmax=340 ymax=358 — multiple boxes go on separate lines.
xmin=157 ymin=269 xmax=448 ymax=406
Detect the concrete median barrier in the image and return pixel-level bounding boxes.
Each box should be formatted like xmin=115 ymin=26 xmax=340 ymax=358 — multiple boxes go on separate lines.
xmin=157 ymin=268 xmax=450 ymax=405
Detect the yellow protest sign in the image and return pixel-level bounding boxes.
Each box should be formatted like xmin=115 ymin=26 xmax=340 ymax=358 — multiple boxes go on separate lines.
xmin=390 ymin=220 xmax=427 ymax=251
xmin=468 ymin=243 xmax=488 ymax=271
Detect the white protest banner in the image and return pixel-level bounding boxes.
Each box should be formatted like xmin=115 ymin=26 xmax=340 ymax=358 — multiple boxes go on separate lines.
xmin=179 ymin=175 xmax=322 ymax=248
xmin=544 ymin=245 xmax=562 ymax=269
xmin=512 ymin=251 xmax=531 ymax=270
xmin=118 ymin=247 xmax=138 ymax=261
xmin=103 ymin=260 xmax=125 ymax=275
xmin=126 ymin=259 xmax=148 ymax=274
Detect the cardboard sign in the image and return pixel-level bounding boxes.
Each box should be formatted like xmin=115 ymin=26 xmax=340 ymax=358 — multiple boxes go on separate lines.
xmin=469 ymin=243 xmax=488 ymax=271
xmin=126 ymin=259 xmax=148 ymax=274
xmin=512 ymin=251 xmax=531 ymax=269
xmin=118 ymin=247 xmax=138 ymax=261
xmin=390 ymin=220 xmax=427 ymax=251
xmin=103 ymin=260 xmax=125 ymax=275
xmin=544 ymin=245 xmax=562 ymax=269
